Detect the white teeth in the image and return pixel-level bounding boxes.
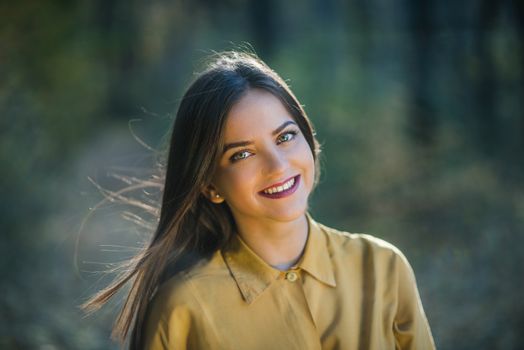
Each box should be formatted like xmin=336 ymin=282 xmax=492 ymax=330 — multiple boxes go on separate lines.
xmin=263 ymin=177 xmax=296 ymax=194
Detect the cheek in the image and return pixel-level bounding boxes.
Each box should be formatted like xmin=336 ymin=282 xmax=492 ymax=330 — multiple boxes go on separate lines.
xmin=295 ymin=142 xmax=316 ymax=186
xmin=306 ymin=156 xmax=316 ymax=191
xmin=215 ymin=165 xmax=257 ymax=198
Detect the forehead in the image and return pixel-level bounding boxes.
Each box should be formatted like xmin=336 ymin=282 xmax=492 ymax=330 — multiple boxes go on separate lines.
xmin=223 ymin=89 xmax=294 ymax=140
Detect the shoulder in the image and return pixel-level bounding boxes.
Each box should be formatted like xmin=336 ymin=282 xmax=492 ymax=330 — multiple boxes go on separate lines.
xmin=313 ymin=220 xmax=420 ymax=295
xmin=315 ymin=221 xmax=411 ymax=270
xmin=143 ymin=251 xmax=230 ymax=346
xmin=151 ymin=250 xmax=231 ymax=309
xmin=318 ymin=222 xmax=403 ymax=255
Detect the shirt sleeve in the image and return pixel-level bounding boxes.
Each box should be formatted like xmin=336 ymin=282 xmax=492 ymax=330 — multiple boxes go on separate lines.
xmin=393 ymin=252 xmax=436 ymax=350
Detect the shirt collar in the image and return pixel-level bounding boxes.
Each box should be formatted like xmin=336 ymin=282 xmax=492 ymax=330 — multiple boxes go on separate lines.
xmin=221 ymin=214 xmax=337 ymax=304
xmin=299 ymin=214 xmax=337 ymax=288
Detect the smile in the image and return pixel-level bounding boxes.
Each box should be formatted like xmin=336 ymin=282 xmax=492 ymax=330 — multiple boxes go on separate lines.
xmin=258 ymin=175 xmax=300 ymax=199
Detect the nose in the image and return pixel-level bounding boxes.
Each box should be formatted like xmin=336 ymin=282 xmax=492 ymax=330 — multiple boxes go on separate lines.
xmin=262 ymin=146 xmax=288 ymax=178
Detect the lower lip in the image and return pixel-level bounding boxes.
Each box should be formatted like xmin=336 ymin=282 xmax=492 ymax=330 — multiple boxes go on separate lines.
xmin=258 ymin=175 xmax=301 ymax=199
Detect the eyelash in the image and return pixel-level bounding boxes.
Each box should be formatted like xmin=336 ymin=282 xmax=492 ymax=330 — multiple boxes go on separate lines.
xmin=229 ymin=129 xmax=299 ymax=162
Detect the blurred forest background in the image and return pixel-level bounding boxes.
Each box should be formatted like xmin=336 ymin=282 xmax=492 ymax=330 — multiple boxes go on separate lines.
xmin=1 ymin=0 xmax=523 ymax=349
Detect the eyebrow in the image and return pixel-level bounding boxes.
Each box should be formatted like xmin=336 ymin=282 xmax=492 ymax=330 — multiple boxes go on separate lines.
xmin=222 ymin=120 xmax=298 ymax=154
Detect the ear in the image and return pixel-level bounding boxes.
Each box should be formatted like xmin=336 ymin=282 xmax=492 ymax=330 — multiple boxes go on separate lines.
xmin=204 ymin=185 xmax=225 ymax=204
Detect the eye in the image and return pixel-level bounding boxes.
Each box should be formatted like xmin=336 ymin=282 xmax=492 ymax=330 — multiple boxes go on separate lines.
xmin=277 ymin=130 xmax=298 ymax=144
xmin=230 ymin=150 xmax=253 ymax=162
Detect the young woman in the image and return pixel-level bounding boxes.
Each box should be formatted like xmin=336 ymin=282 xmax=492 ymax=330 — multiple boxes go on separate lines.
xmin=84 ymin=51 xmax=435 ymax=349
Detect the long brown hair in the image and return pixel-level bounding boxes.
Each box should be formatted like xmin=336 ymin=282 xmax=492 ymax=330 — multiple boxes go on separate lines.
xmin=82 ymin=51 xmax=321 ymax=348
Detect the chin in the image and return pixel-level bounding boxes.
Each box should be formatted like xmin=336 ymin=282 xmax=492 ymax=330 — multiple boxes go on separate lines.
xmin=267 ymin=203 xmax=308 ymax=223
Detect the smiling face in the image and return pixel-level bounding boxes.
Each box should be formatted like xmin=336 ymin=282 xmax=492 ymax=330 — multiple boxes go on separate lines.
xmin=209 ymin=88 xmax=315 ymax=228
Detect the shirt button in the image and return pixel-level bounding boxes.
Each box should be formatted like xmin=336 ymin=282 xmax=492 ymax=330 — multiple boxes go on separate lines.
xmin=285 ymin=271 xmax=298 ymax=282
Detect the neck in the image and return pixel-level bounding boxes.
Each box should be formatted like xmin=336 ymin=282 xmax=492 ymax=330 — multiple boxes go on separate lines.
xmin=234 ymin=214 xmax=309 ymax=267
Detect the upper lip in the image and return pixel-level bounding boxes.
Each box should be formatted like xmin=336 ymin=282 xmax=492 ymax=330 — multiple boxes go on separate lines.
xmin=259 ymin=175 xmax=298 ymax=192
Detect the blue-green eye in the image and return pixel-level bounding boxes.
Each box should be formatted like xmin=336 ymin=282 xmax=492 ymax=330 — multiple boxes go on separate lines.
xmin=230 ymin=150 xmax=252 ymax=162
xmin=277 ymin=130 xmax=297 ymax=144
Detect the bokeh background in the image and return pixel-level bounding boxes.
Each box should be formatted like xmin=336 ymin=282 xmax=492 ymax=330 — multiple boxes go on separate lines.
xmin=2 ymin=1 xmax=523 ymax=349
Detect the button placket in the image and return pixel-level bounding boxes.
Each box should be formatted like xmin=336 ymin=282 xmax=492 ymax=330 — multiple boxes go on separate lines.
xmin=278 ymin=269 xmax=322 ymax=349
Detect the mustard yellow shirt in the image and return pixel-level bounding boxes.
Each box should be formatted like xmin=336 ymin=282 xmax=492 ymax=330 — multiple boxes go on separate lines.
xmin=143 ymin=215 xmax=436 ymax=349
